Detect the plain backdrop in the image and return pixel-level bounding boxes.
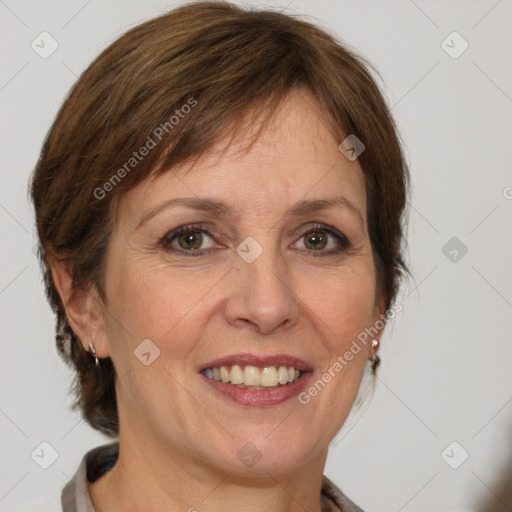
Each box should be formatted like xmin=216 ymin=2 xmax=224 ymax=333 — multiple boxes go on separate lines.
xmin=1 ymin=1 xmax=511 ymax=511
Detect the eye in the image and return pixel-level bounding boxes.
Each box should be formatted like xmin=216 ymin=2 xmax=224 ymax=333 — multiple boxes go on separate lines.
xmin=160 ymin=222 xmax=351 ymax=257
xmin=161 ymin=224 xmax=217 ymax=255
xmin=293 ymin=223 xmax=350 ymax=256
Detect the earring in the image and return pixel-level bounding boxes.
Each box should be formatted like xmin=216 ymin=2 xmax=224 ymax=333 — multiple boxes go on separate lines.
xmin=88 ymin=342 xmax=100 ymax=367
xmin=370 ymin=339 xmax=380 ymax=375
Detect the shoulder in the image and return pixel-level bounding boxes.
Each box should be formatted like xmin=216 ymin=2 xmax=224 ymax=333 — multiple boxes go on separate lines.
xmin=61 ymin=441 xmax=119 ymax=512
xmin=321 ymin=475 xmax=365 ymax=512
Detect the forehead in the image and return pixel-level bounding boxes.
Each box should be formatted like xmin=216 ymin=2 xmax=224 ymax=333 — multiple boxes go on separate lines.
xmin=119 ymin=89 xmax=367 ymax=225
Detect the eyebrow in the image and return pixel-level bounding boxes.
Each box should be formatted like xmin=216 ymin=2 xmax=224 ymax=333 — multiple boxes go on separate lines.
xmin=135 ymin=196 xmax=364 ymax=230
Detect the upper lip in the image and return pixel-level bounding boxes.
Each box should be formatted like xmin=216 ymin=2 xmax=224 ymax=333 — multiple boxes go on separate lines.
xmin=199 ymin=353 xmax=313 ymax=372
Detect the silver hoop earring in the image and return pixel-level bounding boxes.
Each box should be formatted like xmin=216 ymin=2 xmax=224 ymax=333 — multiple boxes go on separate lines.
xmin=88 ymin=342 xmax=100 ymax=367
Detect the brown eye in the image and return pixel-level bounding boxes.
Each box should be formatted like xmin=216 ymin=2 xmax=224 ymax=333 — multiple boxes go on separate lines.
xmin=304 ymin=231 xmax=328 ymax=250
xmin=161 ymin=224 xmax=217 ymax=255
xmin=293 ymin=224 xmax=350 ymax=256
xmin=177 ymin=231 xmax=203 ymax=250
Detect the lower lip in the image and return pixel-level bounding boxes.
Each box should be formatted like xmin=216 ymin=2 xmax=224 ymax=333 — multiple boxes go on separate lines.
xmin=200 ymin=372 xmax=312 ymax=407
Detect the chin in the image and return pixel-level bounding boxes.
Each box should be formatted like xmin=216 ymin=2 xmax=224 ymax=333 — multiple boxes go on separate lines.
xmin=216 ymin=427 xmax=322 ymax=477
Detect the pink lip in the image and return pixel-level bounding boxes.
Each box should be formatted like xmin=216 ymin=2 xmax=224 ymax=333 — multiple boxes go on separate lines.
xmin=199 ymin=353 xmax=313 ymax=372
xmin=199 ymin=371 xmax=313 ymax=407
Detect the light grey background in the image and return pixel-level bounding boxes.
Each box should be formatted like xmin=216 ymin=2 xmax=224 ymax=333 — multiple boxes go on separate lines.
xmin=1 ymin=1 xmax=511 ymax=511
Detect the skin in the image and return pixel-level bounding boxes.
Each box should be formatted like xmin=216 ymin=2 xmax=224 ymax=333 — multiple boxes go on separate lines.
xmin=52 ymin=88 xmax=384 ymax=512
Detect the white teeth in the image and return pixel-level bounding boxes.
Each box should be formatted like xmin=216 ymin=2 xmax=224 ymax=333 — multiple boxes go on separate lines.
xmin=278 ymin=366 xmax=289 ymax=385
xmin=260 ymin=367 xmax=278 ymax=387
xmin=243 ymin=365 xmax=260 ymax=386
xmin=230 ymin=364 xmax=243 ymax=384
xmin=203 ymin=364 xmax=303 ymax=387
xmin=220 ymin=366 xmax=230 ymax=382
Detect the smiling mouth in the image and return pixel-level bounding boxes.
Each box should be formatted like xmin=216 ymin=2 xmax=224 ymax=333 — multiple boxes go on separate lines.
xmin=201 ymin=364 xmax=304 ymax=389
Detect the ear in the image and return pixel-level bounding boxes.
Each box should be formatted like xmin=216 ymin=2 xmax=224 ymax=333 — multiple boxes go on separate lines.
xmin=50 ymin=259 xmax=110 ymax=359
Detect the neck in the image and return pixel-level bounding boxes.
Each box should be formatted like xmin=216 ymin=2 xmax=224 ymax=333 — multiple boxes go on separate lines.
xmin=88 ymin=431 xmax=328 ymax=512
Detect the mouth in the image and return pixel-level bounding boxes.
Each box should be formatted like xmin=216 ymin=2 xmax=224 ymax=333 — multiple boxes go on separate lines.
xmin=199 ymin=354 xmax=313 ymax=406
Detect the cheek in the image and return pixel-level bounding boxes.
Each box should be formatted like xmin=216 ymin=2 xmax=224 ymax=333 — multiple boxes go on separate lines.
xmin=103 ymin=257 xmax=216 ymax=364
xmin=304 ymin=264 xmax=378 ymax=349
xmin=299 ymin=265 xmax=377 ymax=410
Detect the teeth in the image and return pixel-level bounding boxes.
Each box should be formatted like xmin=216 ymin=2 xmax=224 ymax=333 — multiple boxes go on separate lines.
xmin=243 ymin=365 xmax=260 ymax=386
xmin=278 ymin=366 xmax=289 ymax=385
xmin=230 ymin=364 xmax=243 ymax=384
xmin=220 ymin=366 xmax=230 ymax=382
xmin=203 ymin=365 xmax=303 ymax=387
xmin=260 ymin=367 xmax=278 ymax=387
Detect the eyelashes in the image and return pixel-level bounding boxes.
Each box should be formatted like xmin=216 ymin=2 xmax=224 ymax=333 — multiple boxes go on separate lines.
xmin=161 ymin=223 xmax=216 ymax=256
xmin=160 ymin=222 xmax=351 ymax=258
xmin=292 ymin=223 xmax=351 ymax=256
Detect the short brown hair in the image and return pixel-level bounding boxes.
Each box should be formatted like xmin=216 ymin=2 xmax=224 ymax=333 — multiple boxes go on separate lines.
xmin=30 ymin=0 xmax=409 ymax=438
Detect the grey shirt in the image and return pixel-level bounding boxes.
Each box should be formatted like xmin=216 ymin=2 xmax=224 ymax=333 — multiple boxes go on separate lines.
xmin=61 ymin=441 xmax=364 ymax=512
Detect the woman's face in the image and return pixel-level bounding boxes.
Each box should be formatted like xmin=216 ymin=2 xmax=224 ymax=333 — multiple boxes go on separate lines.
xmin=97 ymin=89 xmax=383 ymax=476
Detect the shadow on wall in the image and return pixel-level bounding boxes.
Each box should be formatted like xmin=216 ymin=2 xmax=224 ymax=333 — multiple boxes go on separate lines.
xmin=476 ymin=422 xmax=512 ymax=512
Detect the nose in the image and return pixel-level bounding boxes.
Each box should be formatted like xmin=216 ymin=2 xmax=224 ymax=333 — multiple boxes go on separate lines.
xmin=224 ymin=241 xmax=300 ymax=335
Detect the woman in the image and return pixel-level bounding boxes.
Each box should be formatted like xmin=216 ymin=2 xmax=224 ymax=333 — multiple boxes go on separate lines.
xmin=30 ymin=1 xmax=409 ymax=510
